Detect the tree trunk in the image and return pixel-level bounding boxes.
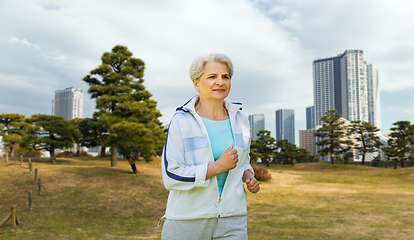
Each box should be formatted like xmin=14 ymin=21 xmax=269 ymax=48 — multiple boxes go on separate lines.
xmin=76 ymin=143 xmax=81 ymax=157
xmin=9 ymin=146 xmax=14 ymax=158
xmin=111 ymin=146 xmax=118 ymax=167
xmin=288 ymin=158 xmax=295 ymax=166
xmin=394 ymin=161 xmax=397 ymax=169
xmin=331 ymin=153 xmax=335 ymax=164
xmin=100 ymin=146 xmax=106 ymax=157
xmin=400 ymin=157 xmax=405 ymax=168
xmin=50 ymin=150 xmax=56 ymax=164
xmin=361 ymin=153 xmax=365 ymax=165
xmin=126 ymin=156 xmax=139 ymax=174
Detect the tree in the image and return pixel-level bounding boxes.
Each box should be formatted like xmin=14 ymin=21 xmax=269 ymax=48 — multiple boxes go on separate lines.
xmin=348 ymin=120 xmax=382 ymax=165
xmin=295 ymin=148 xmax=311 ymax=163
xmin=68 ymin=118 xmax=83 ymax=157
xmin=382 ymin=121 xmax=414 ymax=169
xmin=78 ymin=115 xmax=109 ymax=157
xmin=315 ymin=110 xmax=352 ymax=164
xmin=250 ymin=130 xmax=276 ymax=167
xmin=107 ymin=99 xmax=166 ymax=173
xmin=0 ymin=113 xmax=32 ymax=157
xmin=274 ymin=139 xmax=298 ymax=165
xmin=20 ymin=114 xmax=79 ymax=163
xmin=83 ymin=45 xmax=151 ymax=167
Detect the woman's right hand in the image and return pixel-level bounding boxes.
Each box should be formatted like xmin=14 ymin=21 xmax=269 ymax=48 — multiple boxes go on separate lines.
xmin=216 ymin=144 xmax=238 ymax=172
xmin=205 ymin=144 xmax=238 ymax=180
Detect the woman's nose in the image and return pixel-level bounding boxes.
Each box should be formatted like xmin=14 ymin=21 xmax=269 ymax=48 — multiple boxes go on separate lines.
xmin=216 ymin=77 xmax=224 ymax=85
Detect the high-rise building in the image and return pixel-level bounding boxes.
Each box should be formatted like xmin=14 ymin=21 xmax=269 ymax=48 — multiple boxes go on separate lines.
xmin=306 ymin=106 xmax=315 ymax=129
xmin=366 ymin=64 xmax=381 ymax=129
xmin=52 ymin=87 xmax=83 ymax=120
xmin=275 ymin=109 xmax=295 ymax=144
xmin=299 ymin=129 xmax=316 ymax=154
xmin=313 ymin=50 xmax=380 ymax=127
xmin=248 ymin=114 xmax=265 ymax=141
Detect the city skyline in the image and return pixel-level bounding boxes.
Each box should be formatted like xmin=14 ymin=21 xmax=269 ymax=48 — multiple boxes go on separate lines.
xmin=1 ymin=1 xmax=414 ymax=145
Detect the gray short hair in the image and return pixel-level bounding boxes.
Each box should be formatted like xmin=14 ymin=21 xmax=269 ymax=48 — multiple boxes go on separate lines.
xmin=189 ymin=53 xmax=234 ymax=80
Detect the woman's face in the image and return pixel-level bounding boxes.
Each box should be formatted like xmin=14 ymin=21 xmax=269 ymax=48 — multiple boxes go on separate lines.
xmin=192 ymin=61 xmax=231 ymax=102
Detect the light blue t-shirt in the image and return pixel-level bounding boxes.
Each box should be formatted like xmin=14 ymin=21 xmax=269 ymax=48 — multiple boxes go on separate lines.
xmin=201 ymin=117 xmax=235 ymax=198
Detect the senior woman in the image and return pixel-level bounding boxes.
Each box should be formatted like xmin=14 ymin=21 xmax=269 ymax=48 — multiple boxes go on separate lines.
xmin=160 ymin=53 xmax=260 ymax=240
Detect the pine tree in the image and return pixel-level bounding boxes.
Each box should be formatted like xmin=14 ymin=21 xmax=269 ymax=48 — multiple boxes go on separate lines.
xmin=20 ymin=114 xmax=79 ymax=163
xmin=108 ymin=99 xmax=166 ymax=173
xmin=83 ymin=45 xmax=165 ymax=173
xmin=382 ymin=121 xmax=414 ymax=169
xmin=250 ymin=130 xmax=276 ymax=167
xmin=83 ymin=45 xmax=151 ymax=167
xmin=274 ymin=139 xmax=298 ymax=165
xmin=315 ymin=110 xmax=352 ymax=164
xmin=0 ymin=113 xmax=31 ymax=157
xmin=78 ymin=115 xmax=109 ymax=157
xmin=348 ymin=120 xmax=382 ymax=165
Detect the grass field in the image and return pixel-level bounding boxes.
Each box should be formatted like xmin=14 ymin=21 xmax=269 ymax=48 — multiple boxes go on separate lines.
xmin=1 ymin=157 xmax=414 ymax=239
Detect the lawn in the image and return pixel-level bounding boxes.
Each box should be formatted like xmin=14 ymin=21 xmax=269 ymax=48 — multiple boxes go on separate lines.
xmin=1 ymin=157 xmax=414 ymax=239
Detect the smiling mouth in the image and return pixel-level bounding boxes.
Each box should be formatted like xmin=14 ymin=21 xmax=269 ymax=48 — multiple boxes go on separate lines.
xmin=213 ymin=89 xmax=225 ymax=92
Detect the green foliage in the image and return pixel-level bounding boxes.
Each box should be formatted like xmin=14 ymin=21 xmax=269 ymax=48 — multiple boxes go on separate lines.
xmin=308 ymin=154 xmax=321 ymax=163
xmin=83 ymin=45 xmax=150 ymax=112
xmin=68 ymin=118 xmax=83 ymax=156
xmin=342 ymin=151 xmax=354 ymax=164
xmin=20 ymin=114 xmax=78 ymax=163
xmin=249 ymin=150 xmax=260 ymax=163
xmin=274 ymin=139 xmax=298 ymax=165
xmin=382 ymin=121 xmax=414 ymax=169
xmin=250 ymin=130 xmax=276 ymax=167
xmin=0 ymin=113 xmax=32 ymax=156
xmin=295 ymin=148 xmax=310 ymax=163
xmin=348 ymin=120 xmax=382 ymax=165
xmin=78 ymin=115 xmax=109 ymax=157
xmin=371 ymin=154 xmax=384 ymax=167
xmin=83 ymin=45 xmax=165 ymax=171
xmin=315 ymin=110 xmax=352 ymax=164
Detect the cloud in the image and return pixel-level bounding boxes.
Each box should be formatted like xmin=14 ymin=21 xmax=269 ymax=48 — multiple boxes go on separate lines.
xmin=0 ymin=0 xmax=413 ymax=142
xmin=8 ymin=37 xmax=40 ymax=49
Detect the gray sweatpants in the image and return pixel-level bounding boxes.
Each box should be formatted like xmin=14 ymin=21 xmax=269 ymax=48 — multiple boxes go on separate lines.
xmin=161 ymin=216 xmax=248 ymax=240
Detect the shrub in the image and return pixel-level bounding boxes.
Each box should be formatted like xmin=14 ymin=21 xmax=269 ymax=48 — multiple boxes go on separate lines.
xmin=372 ymin=155 xmax=384 ymax=167
xmin=252 ymin=164 xmax=272 ymax=181
xmin=56 ymin=151 xmax=92 ymax=157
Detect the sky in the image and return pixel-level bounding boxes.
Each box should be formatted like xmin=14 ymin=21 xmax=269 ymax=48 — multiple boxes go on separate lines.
xmin=1 ymin=0 xmax=414 ymax=144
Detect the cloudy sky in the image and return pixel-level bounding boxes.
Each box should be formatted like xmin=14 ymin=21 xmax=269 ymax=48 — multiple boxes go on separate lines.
xmin=1 ymin=0 xmax=413 ymax=143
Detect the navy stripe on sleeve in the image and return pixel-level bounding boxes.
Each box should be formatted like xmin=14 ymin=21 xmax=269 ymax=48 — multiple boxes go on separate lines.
xmin=163 ymin=119 xmax=195 ymax=182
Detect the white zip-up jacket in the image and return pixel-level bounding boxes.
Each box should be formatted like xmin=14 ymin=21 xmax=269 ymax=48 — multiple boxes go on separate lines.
xmin=161 ymin=96 xmax=254 ymax=220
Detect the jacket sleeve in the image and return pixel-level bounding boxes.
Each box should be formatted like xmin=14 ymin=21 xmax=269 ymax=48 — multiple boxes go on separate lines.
xmin=243 ymin=136 xmax=255 ymax=176
xmin=161 ymin=115 xmax=210 ymax=191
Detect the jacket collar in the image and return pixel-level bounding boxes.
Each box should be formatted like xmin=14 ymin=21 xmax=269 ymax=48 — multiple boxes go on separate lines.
xmin=176 ymin=95 xmax=242 ymax=116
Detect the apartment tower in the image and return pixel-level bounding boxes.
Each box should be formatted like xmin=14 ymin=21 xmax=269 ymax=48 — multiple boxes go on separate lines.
xmin=52 ymin=87 xmax=83 ymax=120
xmin=275 ymin=109 xmax=295 ymax=144
xmin=313 ymin=49 xmax=380 ymax=127
xmin=248 ymin=114 xmax=265 ymax=141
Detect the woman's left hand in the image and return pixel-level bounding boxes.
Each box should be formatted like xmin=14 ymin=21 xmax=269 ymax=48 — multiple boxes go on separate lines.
xmin=245 ymin=177 xmax=260 ymax=193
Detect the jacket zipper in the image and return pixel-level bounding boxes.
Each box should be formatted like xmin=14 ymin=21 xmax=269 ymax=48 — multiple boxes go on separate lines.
xmin=188 ymin=108 xmax=222 ymax=207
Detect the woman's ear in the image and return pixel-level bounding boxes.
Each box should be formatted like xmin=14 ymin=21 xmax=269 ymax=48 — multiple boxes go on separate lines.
xmin=192 ymin=79 xmax=199 ymax=92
